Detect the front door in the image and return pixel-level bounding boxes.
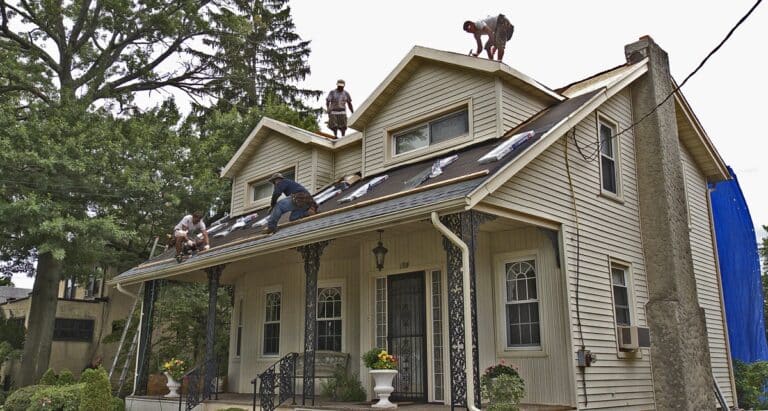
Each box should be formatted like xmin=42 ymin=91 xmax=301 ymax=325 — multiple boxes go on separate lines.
xmin=387 ymin=271 xmax=427 ymax=402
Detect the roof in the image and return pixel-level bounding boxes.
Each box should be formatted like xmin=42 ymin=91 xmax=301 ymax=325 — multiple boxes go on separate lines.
xmin=111 ymin=90 xmax=601 ymax=285
xmin=0 ymin=286 xmax=31 ymax=304
xmin=348 ymin=46 xmax=564 ymax=130
xmin=220 ymin=118 xmax=361 ymax=179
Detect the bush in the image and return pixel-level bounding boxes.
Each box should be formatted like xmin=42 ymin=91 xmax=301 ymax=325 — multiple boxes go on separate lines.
xmin=110 ymin=396 xmax=125 ymax=411
xmin=78 ymin=367 xmax=112 ymax=411
xmin=320 ymin=365 xmax=366 ymax=402
xmin=4 ymin=385 xmax=42 ymax=411
xmin=39 ymin=369 xmax=58 ymax=385
xmin=57 ymin=370 xmax=75 ymax=386
xmin=734 ymin=359 xmax=768 ymax=409
xmin=28 ymin=383 xmax=83 ymax=411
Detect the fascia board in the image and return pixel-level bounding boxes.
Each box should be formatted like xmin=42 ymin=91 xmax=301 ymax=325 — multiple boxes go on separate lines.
xmin=672 ymin=92 xmax=729 ymax=181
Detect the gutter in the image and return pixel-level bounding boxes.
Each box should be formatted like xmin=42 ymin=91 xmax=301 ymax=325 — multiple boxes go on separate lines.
xmin=430 ymin=212 xmax=480 ymax=411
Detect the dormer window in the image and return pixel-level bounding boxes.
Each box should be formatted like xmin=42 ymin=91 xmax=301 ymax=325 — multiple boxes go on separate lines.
xmin=393 ymin=109 xmax=469 ymax=155
xmin=249 ymin=168 xmax=296 ymax=203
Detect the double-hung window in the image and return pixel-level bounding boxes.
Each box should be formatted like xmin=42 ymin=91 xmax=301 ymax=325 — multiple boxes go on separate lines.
xmin=598 ymin=116 xmax=620 ymax=195
xmin=504 ymin=259 xmax=541 ymax=348
xmin=611 ymin=264 xmax=632 ymax=326
xmin=263 ymin=291 xmax=281 ymax=356
xmin=393 ymin=109 xmax=469 ymax=155
xmin=317 ymin=286 xmax=342 ymax=351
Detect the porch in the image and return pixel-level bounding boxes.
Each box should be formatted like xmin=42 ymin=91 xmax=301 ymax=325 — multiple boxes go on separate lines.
xmin=127 ymin=210 xmax=576 ymax=410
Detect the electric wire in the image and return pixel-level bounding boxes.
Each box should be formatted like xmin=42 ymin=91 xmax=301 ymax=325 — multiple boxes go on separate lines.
xmin=572 ymin=0 xmax=763 ymax=162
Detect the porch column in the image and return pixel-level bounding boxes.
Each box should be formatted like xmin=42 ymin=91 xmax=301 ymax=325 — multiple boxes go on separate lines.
xmin=440 ymin=211 xmax=493 ymax=409
xmin=296 ymin=241 xmax=330 ymax=404
xmin=203 ymin=265 xmax=225 ymax=400
xmin=135 ymin=279 xmax=160 ymax=395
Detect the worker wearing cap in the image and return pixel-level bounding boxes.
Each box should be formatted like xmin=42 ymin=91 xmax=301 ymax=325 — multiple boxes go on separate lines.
xmin=326 ymin=79 xmax=354 ymax=137
xmin=263 ymin=173 xmax=316 ymax=234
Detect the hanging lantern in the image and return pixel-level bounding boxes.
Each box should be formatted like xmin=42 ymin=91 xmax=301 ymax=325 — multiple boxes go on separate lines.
xmin=372 ymin=229 xmax=388 ymax=271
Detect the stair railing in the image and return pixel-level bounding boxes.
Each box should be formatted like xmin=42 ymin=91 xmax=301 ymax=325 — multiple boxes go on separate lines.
xmin=251 ymin=352 xmax=299 ymax=411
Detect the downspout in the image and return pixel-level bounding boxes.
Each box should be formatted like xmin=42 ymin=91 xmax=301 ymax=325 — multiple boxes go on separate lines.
xmin=116 ymin=283 xmax=137 ymax=300
xmin=430 ymin=212 xmax=480 ymax=411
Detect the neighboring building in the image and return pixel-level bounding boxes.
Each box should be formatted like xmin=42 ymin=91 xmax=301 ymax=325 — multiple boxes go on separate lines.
xmin=113 ymin=37 xmax=735 ymax=410
xmin=0 ymin=286 xmax=31 ymax=304
xmin=1 ymin=271 xmax=134 ymax=382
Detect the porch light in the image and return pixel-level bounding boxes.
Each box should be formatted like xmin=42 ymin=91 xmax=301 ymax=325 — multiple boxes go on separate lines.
xmin=372 ymin=230 xmax=388 ymax=271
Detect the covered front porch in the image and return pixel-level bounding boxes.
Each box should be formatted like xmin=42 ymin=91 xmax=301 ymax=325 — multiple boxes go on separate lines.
xmin=123 ymin=208 xmax=576 ymax=410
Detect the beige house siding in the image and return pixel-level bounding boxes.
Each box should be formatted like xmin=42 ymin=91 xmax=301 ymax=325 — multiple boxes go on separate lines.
xmin=230 ymin=132 xmax=314 ymax=216
xmin=362 ymin=64 xmax=503 ymax=176
xmin=680 ymin=143 xmax=735 ymax=404
xmin=315 ymin=148 xmax=335 ymax=191
xmin=485 ymin=90 xmax=656 ymax=409
xmin=333 ymin=143 xmax=363 ymax=180
xmin=501 ymin=82 xmax=547 ymax=133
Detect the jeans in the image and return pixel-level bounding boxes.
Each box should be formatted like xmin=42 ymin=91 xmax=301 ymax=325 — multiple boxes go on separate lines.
xmin=267 ymin=197 xmax=309 ymax=230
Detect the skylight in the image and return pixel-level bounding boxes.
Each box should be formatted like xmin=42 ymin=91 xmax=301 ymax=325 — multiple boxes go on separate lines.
xmin=478 ymin=130 xmax=535 ymax=164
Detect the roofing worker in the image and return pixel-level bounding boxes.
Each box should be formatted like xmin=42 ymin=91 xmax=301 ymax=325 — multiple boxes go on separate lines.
xmin=174 ymin=211 xmax=210 ymax=262
xmin=463 ymin=14 xmax=514 ymax=61
xmin=263 ymin=173 xmax=317 ymax=234
xmin=326 ymin=79 xmax=354 ymax=137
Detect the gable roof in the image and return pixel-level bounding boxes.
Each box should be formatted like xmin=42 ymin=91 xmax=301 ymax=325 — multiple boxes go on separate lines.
xmin=348 ymin=46 xmax=565 ymax=130
xmin=220 ymin=117 xmax=361 ymax=179
xmin=0 ymin=286 xmax=31 ymax=304
xmin=673 ymin=87 xmax=729 ymax=182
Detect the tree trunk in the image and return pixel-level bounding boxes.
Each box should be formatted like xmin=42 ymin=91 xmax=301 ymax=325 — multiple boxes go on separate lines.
xmin=17 ymin=252 xmax=61 ymax=386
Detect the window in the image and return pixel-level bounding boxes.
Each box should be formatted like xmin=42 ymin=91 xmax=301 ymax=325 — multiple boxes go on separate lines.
xmin=85 ymin=276 xmax=101 ymax=298
xmin=317 ymin=286 xmax=342 ymax=351
xmin=263 ymin=292 xmax=281 ymax=356
xmin=504 ymin=259 xmax=540 ymax=348
xmin=611 ymin=264 xmax=631 ymax=326
xmin=236 ymin=299 xmax=243 ymax=357
xmin=62 ymin=279 xmax=76 ymax=300
xmin=431 ymin=270 xmax=445 ymax=402
xmin=393 ymin=109 xmax=469 ymax=155
xmin=53 ymin=318 xmax=94 ymax=342
xmin=598 ymin=117 xmax=620 ymax=194
xmin=375 ymin=278 xmax=387 ymax=349
xmin=250 ymin=168 xmax=296 ymax=203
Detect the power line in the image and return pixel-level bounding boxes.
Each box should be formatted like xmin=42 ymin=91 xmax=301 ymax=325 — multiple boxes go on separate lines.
xmin=573 ymin=0 xmax=763 ymax=161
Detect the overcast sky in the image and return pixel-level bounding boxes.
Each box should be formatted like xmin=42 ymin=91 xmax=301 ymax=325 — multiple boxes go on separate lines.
xmin=11 ymin=0 xmax=767 ymax=288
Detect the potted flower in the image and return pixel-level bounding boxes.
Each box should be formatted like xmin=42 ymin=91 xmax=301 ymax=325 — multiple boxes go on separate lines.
xmin=362 ymin=348 xmax=398 ymax=409
xmin=481 ymin=361 xmax=525 ymax=410
xmin=160 ymin=358 xmax=186 ymax=398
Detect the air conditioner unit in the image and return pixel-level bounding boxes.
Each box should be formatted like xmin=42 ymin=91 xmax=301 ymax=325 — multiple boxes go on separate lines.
xmin=617 ymin=326 xmax=651 ymax=351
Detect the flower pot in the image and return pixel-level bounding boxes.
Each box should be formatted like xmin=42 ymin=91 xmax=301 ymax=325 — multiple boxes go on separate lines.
xmin=370 ymin=369 xmax=398 ymax=409
xmin=164 ymin=372 xmax=181 ymax=398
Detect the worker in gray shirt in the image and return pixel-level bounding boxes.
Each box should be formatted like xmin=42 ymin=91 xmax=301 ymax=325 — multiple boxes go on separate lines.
xmin=326 ymin=79 xmax=354 ymax=137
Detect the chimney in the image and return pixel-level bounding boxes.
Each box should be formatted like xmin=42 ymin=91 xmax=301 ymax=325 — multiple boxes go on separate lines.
xmin=624 ymin=36 xmax=716 ymax=409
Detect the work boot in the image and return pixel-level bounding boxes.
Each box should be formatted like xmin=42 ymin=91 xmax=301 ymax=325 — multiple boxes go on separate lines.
xmin=262 ymin=226 xmax=276 ymax=235
xmin=175 ymin=254 xmax=183 ymax=263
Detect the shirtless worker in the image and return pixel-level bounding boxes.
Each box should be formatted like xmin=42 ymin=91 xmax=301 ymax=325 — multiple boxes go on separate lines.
xmin=463 ymin=14 xmax=514 ymax=61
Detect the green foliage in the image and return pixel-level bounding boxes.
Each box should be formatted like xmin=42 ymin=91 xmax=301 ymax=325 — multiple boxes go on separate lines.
xmin=39 ymin=369 xmax=58 ymax=386
xmin=361 ymin=348 xmax=397 ymax=370
xmin=28 ymin=383 xmax=83 ymax=411
xmin=320 ymin=365 xmax=366 ymax=402
xmin=57 ymin=370 xmax=75 ymax=386
xmin=481 ymin=373 xmax=526 ymax=411
xmin=0 ymin=313 xmax=26 ymax=350
xmin=483 ymin=361 xmax=521 ymax=379
xmin=78 ymin=368 xmax=112 ymax=411
xmin=3 ymin=385 xmax=41 ymax=411
xmin=110 ymin=396 xmax=125 ymax=411
xmin=734 ymin=359 xmax=768 ymax=409
xmin=151 ymin=282 xmax=231 ymax=372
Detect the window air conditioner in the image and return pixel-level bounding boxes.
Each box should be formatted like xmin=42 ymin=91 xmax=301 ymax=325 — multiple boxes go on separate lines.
xmin=617 ymin=326 xmax=651 ymax=351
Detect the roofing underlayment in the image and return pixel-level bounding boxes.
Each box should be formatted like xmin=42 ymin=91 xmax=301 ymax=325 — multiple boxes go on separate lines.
xmin=112 ymin=90 xmax=602 ymax=284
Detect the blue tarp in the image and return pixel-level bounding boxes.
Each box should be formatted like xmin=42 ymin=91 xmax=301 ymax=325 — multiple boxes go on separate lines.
xmin=710 ymin=166 xmax=768 ymax=363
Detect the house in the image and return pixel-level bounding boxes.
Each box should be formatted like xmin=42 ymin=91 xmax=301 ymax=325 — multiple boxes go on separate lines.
xmin=112 ymin=36 xmax=735 ymax=410
xmin=1 ymin=271 xmax=134 ymax=383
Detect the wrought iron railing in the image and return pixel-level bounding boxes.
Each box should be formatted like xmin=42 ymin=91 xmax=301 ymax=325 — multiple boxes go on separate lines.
xmin=178 ymin=365 xmax=202 ymax=411
xmin=252 ymin=352 xmax=299 ymax=411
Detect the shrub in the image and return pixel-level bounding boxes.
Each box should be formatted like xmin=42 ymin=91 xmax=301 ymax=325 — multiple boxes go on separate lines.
xmin=110 ymin=396 xmax=125 ymax=411
xmin=4 ymin=385 xmax=42 ymax=411
xmin=78 ymin=367 xmax=112 ymax=411
xmin=57 ymin=369 xmax=76 ymax=386
xmin=734 ymin=359 xmax=768 ymax=409
xmin=28 ymin=383 xmax=83 ymax=411
xmin=481 ymin=362 xmax=525 ymax=411
xmin=39 ymin=369 xmax=58 ymax=385
xmin=320 ymin=365 xmax=366 ymax=402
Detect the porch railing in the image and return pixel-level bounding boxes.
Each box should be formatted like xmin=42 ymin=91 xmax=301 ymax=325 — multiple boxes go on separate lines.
xmin=178 ymin=365 xmax=202 ymax=411
xmin=252 ymin=352 xmax=299 ymax=411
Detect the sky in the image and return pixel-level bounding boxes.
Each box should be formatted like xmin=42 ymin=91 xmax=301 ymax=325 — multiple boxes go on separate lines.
xmin=10 ymin=0 xmax=768 ymax=288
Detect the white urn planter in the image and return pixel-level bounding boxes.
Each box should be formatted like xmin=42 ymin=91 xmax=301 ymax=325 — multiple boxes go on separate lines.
xmin=164 ymin=372 xmax=181 ymax=398
xmin=370 ymin=369 xmax=398 ymax=408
